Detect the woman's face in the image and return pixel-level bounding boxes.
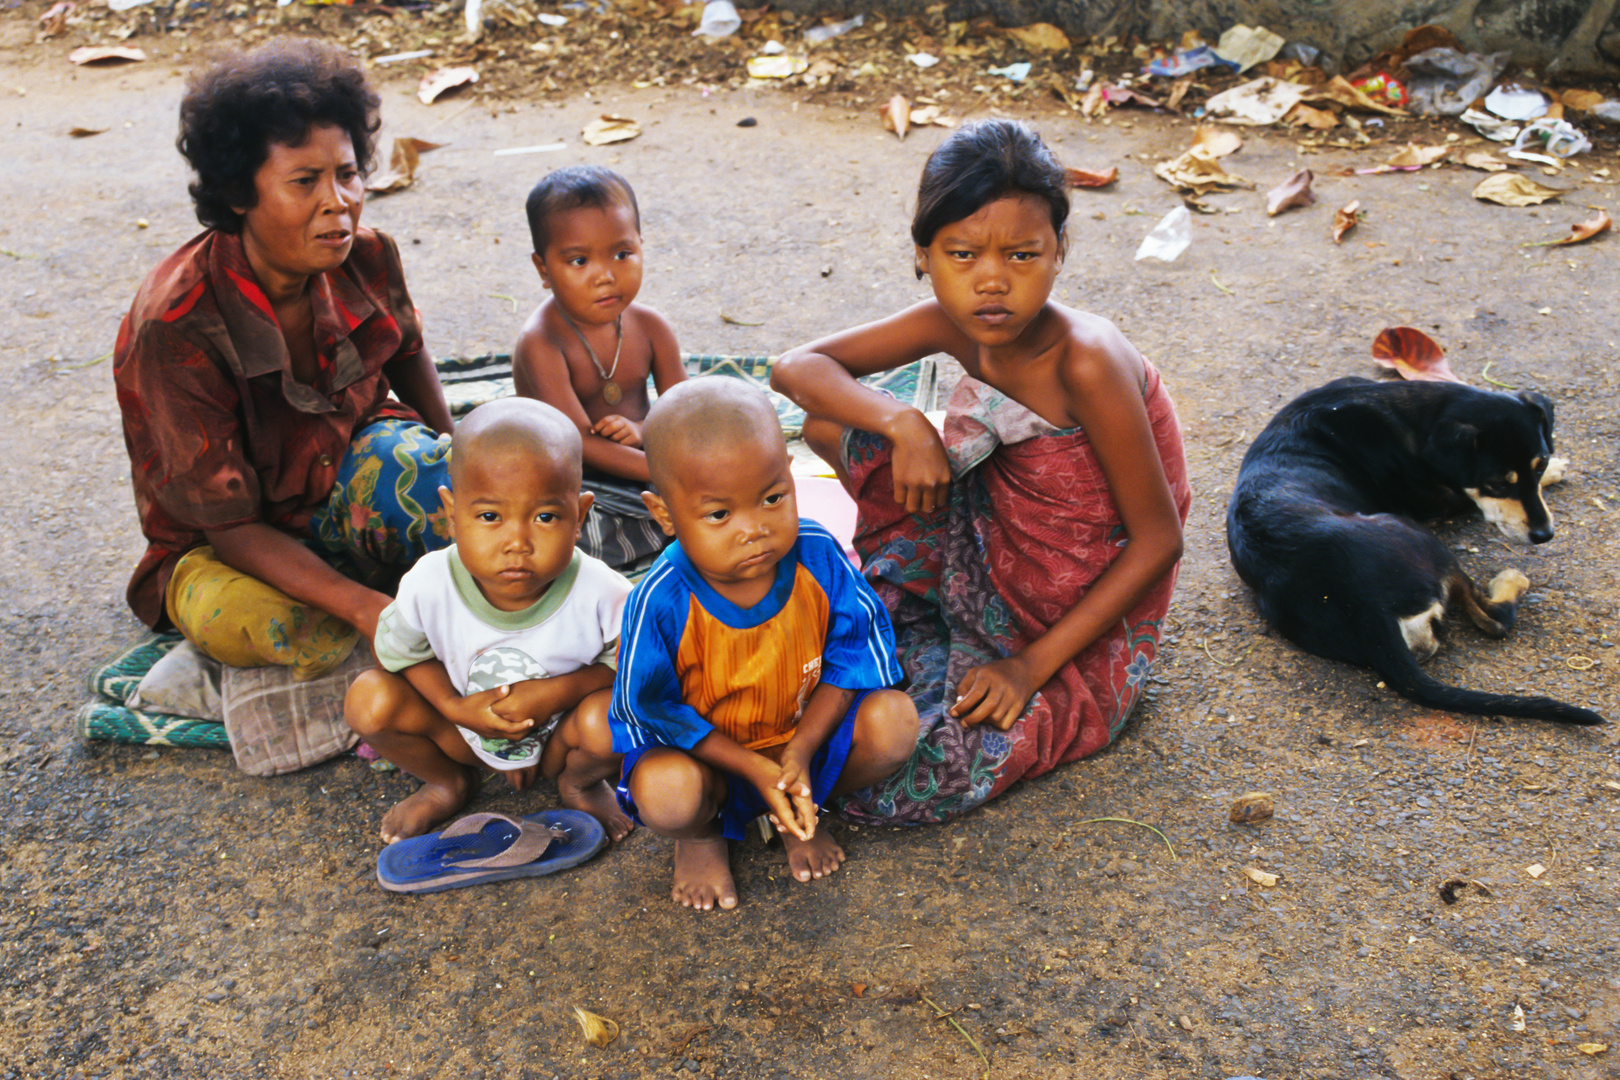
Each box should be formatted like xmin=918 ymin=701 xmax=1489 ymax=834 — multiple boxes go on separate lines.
xmin=236 ymin=123 xmax=364 ymax=293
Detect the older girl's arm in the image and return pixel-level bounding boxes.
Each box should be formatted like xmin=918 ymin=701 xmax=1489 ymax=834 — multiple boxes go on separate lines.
xmin=772 ymin=302 xmax=956 ymax=513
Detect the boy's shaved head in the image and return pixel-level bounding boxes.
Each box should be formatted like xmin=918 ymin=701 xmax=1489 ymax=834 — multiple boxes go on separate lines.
xmin=451 ymin=397 xmax=582 ymax=488
xmin=642 ymin=378 xmax=784 ymax=493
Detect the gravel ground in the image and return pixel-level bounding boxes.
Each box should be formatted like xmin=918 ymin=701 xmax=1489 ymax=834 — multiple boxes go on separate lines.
xmin=2 ymin=9 xmax=1619 ymax=1079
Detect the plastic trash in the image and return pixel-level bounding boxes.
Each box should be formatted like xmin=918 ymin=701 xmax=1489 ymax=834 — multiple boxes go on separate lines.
xmin=1280 ymin=42 xmax=1335 ymax=74
xmin=694 ymin=0 xmax=740 ymax=38
xmin=1590 ymin=101 xmax=1620 ymax=122
xmin=1351 ymin=72 xmax=1408 ymax=108
xmin=1508 ymin=117 xmax=1591 ymax=160
xmin=907 ymin=52 xmax=939 ymax=68
xmin=1484 ymin=82 xmax=1549 ymax=121
xmin=1461 ymin=107 xmax=1519 ymax=142
xmin=1147 ymin=45 xmax=1221 ymax=78
xmin=804 ymin=14 xmax=863 ymax=43
xmin=987 ymin=62 xmax=1032 ymax=82
xmin=1404 ymin=48 xmax=1508 ymax=115
xmin=1135 ymin=206 xmax=1192 ymax=263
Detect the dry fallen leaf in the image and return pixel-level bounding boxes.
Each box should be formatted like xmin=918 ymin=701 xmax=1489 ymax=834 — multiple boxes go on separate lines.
xmin=1080 ymin=82 xmax=1108 ymax=119
xmin=1165 ymin=75 xmax=1194 ymax=113
xmin=1459 ymin=149 xmax=1511 ymax=172
xmin=365 ymin=137 xmax=442 ymax=194
xmin=39 ymin=1 xmax=73 ymax=38
xmin=67 ymin=125 xmax=108 ymax=138
xmin=881 ymin=93 xmax=910 ymax=141
xmin=1242 ymin=866 xmax=1279 ymax=887
xmin=1523 ymin=209 xmax=1612 ymax=248
xmin=1577 ymin=1043 xmax=1610 ymax=1055
xmin=1525 ymin=863 xmax=1547 ymax=879
xmin=1266 ymin=167 xmax=1315 ymax=216
xmin=1282 ymin=102 xmax=1338 ymax=130
xmin=1561 ymin=89 xmax=1606 ymax=112
xmin=582 ymin=114 xmax=641 ymax=146
xmin=1191 ymin=125 xmax=1243 ymax=158
xmin=1510 ymin=1003 xmax=1527 ymax=1032
xmin=1228 ymin=791 xmax=1275 ymax=824
xmin=417 ymin=66 xmax=478 ymax=105
xmin=1332 ymin=199 xmax=1362 ymax=242
xmin=573 ymin=1006 xmax=620 ymax=1048
xmin=1372 ymin=326 xmax=1459 ymax=382
xmin=1385 ymin=143 xmax=1451 ymax=169
xmin=1003 ymin=22 xmax=1070 ymax=53
xmin=68 ymin=46 xmax=147 ymax=66
xmin=1065 ymin=166 xmax=1118 ymax=188
xmin=1473 ymin=173 xmax=1565 ymax=206
xmin=906 ymin=105 xmax=957 ymax=129
xmin=1304 ymin=74 xmax=1409 ymax=117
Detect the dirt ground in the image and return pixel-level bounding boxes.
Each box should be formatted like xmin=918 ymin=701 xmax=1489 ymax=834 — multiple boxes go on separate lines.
xmin=4 ymin=8 xmax=1620 ymax=1080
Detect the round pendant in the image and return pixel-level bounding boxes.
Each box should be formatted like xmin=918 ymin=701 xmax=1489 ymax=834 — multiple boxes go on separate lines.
xmin=602 ymin=380 xmax=622 ymax=406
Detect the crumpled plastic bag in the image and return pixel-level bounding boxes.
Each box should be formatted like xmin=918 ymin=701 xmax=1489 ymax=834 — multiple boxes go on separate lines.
xmin=1202 ymin=77 xmax=1306 ymax=124
xmin=1404 ymin=48 xmax=1509 ymax=116
xmin=1508 ymin=117 xmax=1592 ymax=162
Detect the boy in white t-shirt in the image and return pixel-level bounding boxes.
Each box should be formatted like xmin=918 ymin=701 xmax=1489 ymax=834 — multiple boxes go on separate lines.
xmin=345 ymin=398 xmax=633 ymax=845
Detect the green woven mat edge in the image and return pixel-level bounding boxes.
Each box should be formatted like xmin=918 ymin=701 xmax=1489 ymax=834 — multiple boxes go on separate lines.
xmin=76 ymin=701 xmax=229 ymax=750
xmin=86 ymin=632 xmax=185 ymax=703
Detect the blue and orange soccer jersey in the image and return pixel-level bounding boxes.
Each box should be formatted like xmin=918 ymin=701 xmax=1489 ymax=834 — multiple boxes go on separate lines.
xmin=610 ymin=519 xmax=903 ymax=754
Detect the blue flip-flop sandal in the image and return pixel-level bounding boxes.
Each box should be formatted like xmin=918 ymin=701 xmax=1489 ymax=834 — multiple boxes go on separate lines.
xmin=376 ymin=809 xmax=607 ymax=893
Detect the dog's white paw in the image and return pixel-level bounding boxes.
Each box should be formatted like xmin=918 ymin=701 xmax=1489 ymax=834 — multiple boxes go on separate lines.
xmin=1541 ymin=456 xmax=1568 ymax=487
xmin=1486 ymin=569 xmax=1531 ymax=605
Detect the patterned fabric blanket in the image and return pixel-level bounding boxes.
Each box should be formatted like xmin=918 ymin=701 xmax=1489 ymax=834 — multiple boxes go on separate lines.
xmin=833 ymin=362 xmax=1191 ymax=826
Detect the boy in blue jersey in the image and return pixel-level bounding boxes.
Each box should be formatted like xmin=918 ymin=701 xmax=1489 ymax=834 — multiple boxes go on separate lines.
xmin=610 ymin=379 xmax=919 ymax=911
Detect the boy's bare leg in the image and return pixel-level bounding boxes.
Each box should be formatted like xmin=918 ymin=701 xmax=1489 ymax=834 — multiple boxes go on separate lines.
xmin=542 ymin=689 xmax=634 ymax=841
xmin=628 ymin=748 xmax=737 ymax=911
xmin=782 ymin=689 xmax=919 ymax=882
xmin=345 ymin=669 xmax=482 ymax=844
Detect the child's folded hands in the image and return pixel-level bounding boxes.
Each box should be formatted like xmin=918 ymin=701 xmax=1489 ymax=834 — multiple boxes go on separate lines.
xmin=758 ymin=749 xmax=819 ymax=842
xmin=450 ymin=684 xmax=540 ymax=742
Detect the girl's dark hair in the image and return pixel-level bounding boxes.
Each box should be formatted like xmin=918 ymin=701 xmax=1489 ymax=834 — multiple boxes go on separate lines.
xmin=525 ymin=166 xmax=641 ymax=255
xmin=177 ymin=39 xmax=380 ymax=233
xmin=911 ymin=118 xmax=1069 ymax=273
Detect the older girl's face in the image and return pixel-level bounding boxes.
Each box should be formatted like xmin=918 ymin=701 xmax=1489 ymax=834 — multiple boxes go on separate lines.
xmin=236 ymin=123 xmax=364 ymax=293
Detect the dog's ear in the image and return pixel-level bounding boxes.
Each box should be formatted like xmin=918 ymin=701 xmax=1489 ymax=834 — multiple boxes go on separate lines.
xmin=1517 ymin=390 xmax=1554 ymax=438
xmin=1426 ymin=420 xmax=1479 ymax=472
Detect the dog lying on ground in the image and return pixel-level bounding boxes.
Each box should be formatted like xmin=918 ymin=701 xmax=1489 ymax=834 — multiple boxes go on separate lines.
xmin=1225 ymin=376 xmax=1604 ymax=726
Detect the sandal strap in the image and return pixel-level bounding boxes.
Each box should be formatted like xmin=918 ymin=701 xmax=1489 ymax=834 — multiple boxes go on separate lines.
xmin=439 ymin=812 xmax=559 ymax=870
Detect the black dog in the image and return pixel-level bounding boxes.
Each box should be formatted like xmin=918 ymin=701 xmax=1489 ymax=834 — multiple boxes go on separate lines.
xmin=1226 ymin=376 xmax=1603 ymax=725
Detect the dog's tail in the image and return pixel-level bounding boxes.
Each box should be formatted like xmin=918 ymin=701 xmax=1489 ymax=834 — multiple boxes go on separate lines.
xmin=1366 ymin=630 xmax=1605 ymax=726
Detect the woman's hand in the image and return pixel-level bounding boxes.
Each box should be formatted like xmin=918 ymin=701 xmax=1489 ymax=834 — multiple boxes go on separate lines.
xmin=592 ymin=414 xmax=642 ymax=447
xmin=950 ymin=655 xmax=1039 ymax=730
xmin=885 ymin=408 xmax=952 ymax=515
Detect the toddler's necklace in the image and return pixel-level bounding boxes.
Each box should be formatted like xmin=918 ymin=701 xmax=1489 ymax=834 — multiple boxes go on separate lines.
xmin=559 ymin=309 xmax=624 ymax=405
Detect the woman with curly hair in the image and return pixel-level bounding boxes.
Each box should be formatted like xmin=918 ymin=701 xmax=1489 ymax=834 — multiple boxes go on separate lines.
xmin=114 ymin=39 xmax=454 ymax=678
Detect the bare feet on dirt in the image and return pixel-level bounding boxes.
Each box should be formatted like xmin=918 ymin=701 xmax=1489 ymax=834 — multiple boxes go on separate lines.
xmin=782 ymin=827 xmax=846 ymax=882
xmin=671 ymin=836 xmax=737 ymax=911
xmin=560 ymin=777 xmax=636 ymax=841
xmin=379 ymin=770 xmax=474 ymax=844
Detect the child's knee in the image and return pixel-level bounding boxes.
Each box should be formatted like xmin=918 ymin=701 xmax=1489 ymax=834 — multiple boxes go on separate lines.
xmin=570 ymin=688 xmax=616 ymax=755
xmin=856 ymin=689 xmax=920 ymax=769
xmin=344 ymin=669 xmax=408 ymax=737
xmin=628 ymin=750 xmax=718 ymax=830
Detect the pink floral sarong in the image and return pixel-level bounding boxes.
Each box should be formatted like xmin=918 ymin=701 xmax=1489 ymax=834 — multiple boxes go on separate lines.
xmin=833 ymin=361 xmax=1190 ymax=825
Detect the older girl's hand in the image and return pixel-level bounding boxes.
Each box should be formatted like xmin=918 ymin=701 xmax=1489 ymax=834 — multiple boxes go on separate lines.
xmin=950 ymin=655 xmax=1039 ymax=730
xmin=886 ymin=408 xmax=951 ymax=515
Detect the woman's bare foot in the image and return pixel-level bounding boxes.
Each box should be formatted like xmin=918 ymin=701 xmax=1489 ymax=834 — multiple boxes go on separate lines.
xmin=671 ymin=836 xmax=737 ymax=911
xmin=782 ymin=828 xmax=846 ymax=882
xmin=379 ymin=770 xmax=473 ymax=844
xmin=560 ymin=777 xmax=636 ymax=841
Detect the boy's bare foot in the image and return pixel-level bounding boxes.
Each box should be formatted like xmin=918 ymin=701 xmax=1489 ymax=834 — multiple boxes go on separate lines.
xmin=671 ymin=837 xmax=737 ymax=911
xmin=380 ymin=771 xmax=473 ymax=845
xmin=504 ymin=763 xmax=540 ymax=791
xmin=559 ymin=777 xmax=636 ymax=842
xmin=782 ymin=828 xmax=846 ymax=882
